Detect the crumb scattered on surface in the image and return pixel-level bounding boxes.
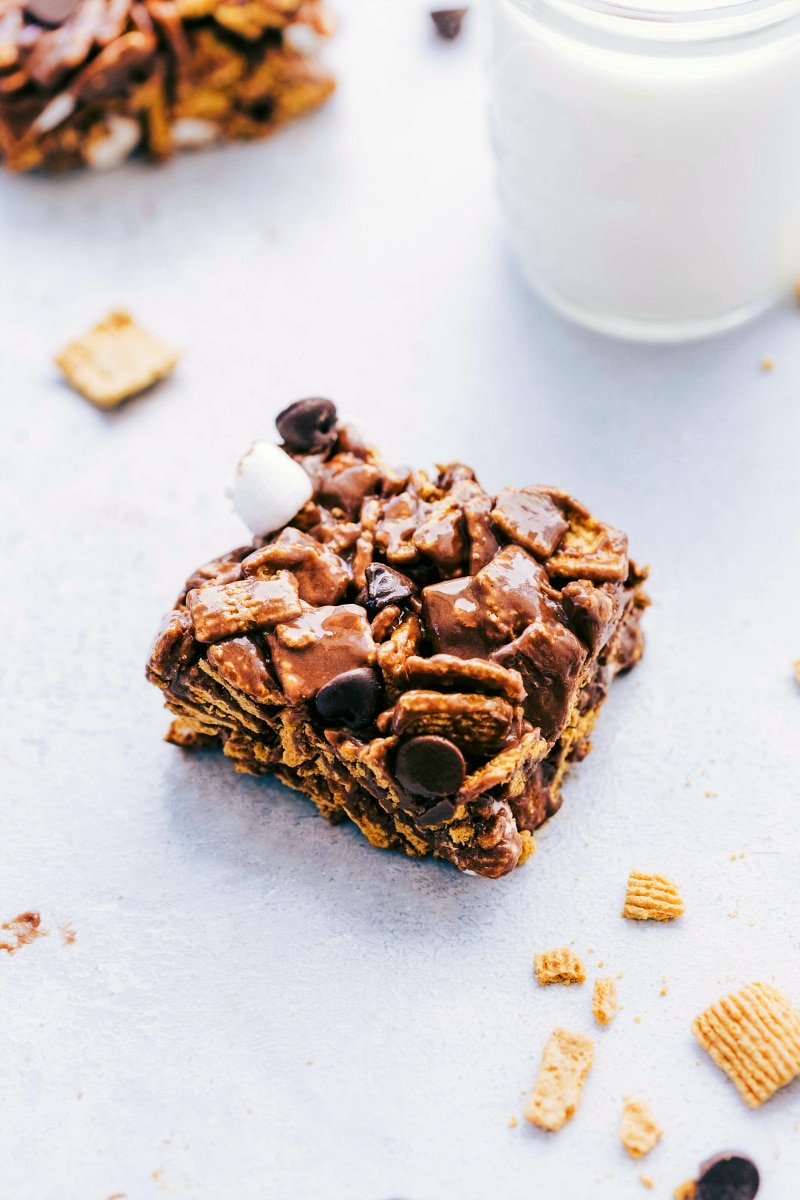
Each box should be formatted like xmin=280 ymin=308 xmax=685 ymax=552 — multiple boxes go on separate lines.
xmin=794 ymin=659 xmax=800 ymax=684
xmin=524 ymin=1028 xmax=595 ymax=1132
xmin=673 ymin=1183 xmax=697 ymax=1200
xmin=634 ymin=1016 xmax=642 ymax=1024
xmin=760 ymin=355 xmax=775 ymax=372
xmin=534 ymin=947 xmax=586 ymax=986
xmin=592 ymin=977 xmax=618 ymax=1026
xmin=640 ymin=1176 xmax=655 ymax=1190
xmin=620 ymin=1097 xmax=663 ymax=1159
xmin=0 ymin=911 xmax=46 ymax=954
xmin=704 ymin=790 xmax=717 ymax=798
xmin=692 ymin=981 xmax=800 ymax=1107
xmin=622 ymin=871 xmax=685 ymax=921
xmin=61 ymin=926 xmax=76 ymax=945
xmin=508 ymin=1114 xmax=518 ymax=1128
xmin=56 ymin=310 xmax=180 ymax=408
xmin=660 ymin=986 xmax=668 ymax=997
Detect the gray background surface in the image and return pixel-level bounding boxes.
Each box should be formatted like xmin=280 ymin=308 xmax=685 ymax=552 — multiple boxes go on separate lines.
xmin=1 ymin=3 xmax=799 ymax=1198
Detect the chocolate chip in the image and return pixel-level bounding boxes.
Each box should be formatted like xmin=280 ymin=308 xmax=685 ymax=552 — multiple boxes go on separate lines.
xmin=25 ymin=0 xmax=79 ymax=25
xmin=360 ymin=563 xmax=416 ymax=618
xmin=276 ymin=398 xmax=338 ymax=454
xmin=394 ymin=735 xmax=465 ymax=799
xmin=314 ymin=667 xmax=383 ymax=729
xmin=697 ymin=1153 xmax=759 ymax=1200
xmin=430 ymin=8 xmax=468 ymax=40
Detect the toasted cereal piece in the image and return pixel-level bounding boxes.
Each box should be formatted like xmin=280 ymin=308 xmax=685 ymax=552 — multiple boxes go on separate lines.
xmin=56 ymin=310 xmax=180 ymax=408
xmin=524 ymin=1027 xmax=595 ymax=1132
xmin=534 ymin=947 xmax=586 ymax=987
xmin=639 ymin=1177 xmax=654 ymax=1190
xmin=592 ymin=976 xmax=619 ymax=1026
xmin=622 ymin=871 xmax=685 ymax=922
xmin=620 ymin=1097 xmax=663 ymax=1159
xmin=692 ymin=981 xmax=800 ymax=1108
xmin=673 ymin=1184 xmax=697 ymax=1200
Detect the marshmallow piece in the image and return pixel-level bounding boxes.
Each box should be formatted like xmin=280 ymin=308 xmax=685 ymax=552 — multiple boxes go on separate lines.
xmin=84 ymin=116 xmax=141 ymax=170
xmin=170 ymin=118 xmax=219 ymax=150
xmin=231 ymin=442 xmax=313 ymax=537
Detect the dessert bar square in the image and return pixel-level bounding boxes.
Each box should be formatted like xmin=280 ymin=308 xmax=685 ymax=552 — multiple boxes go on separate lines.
xmin=147 ymin=399 xmax=648 ymax=877
xmin=0 ymin=0 xmax=334 ymax=172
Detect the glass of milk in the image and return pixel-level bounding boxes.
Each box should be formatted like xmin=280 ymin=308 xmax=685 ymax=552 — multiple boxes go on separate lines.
xmin=487 ymin=0 xmax=800 ymax=341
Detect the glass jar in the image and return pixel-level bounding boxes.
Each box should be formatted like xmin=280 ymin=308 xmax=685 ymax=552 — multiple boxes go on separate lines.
xmin=487 ymin=0 xmax=800 ymax=341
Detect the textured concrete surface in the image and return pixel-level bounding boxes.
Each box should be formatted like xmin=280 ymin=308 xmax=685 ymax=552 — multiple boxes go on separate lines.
xmin=1 ymin=3 xmax=799 ymax=1198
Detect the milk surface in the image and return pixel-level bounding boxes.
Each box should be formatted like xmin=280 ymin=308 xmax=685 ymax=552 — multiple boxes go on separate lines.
xmin=488 ymin=0 xmax=800 ymax=339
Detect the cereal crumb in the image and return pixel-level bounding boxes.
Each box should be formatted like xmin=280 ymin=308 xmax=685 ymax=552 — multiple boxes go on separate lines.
xmin=622 ymin=871 xmax=685 ymax=922
xmin=704 ymin=790 xmax=717 ymax=798
xmin=674 ymin=1183 xmax=697 ymax=1200
xmin=640 ymin=1176 xmax=655 ymax=1190
xmin=0 ymin=911 xmax=46 ymax=954
xmin=508 ymin=1114 xmax=518 ymax=1128
xmin=794 ymin=659 xmax=800 ymax=684
xmin=56 ymin=310 xmax=180 ymax=408
xmin=534 ymin=947 xmax=586 ymax=986
xmin=524 ymin=1027 xmax=595 ymax=1132
xmin=634 ymin=1016 xmax=642 ymax=1024
xmin=593 ymin=977 xmax=618 ymax=1026
xmin=692 ymin=981 xmax=800 ymax=1107
xmin=660 ymin=986 xmax=668 ymax=997
xmin=760 ymin=355 xmax=775 ymax=371
xmin=620 ymin=1097 xmax=663 ymax=1159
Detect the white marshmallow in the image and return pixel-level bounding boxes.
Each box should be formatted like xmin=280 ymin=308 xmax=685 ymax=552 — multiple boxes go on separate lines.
xmin=31 ymin=92 xmax=76 ymax=136
xmin=230 ymin=442 xmax=313 ymax=537
xmin=170 ymin=118 xmax=219 ymax=150
xmin=83 ymin=116 xmax=141 ymax=171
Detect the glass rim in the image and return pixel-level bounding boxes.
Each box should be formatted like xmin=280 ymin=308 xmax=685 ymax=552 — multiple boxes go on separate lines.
xmin=504 ymin=0 xmax=800 ymax=38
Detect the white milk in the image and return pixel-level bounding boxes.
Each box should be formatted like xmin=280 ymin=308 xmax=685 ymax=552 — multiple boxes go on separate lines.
xmin=487 ymin=0 xmax=800 ymax=340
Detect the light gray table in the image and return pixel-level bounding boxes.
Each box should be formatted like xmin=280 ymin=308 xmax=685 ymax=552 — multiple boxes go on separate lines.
xmin=1 ymin=4 xmax=798 ymax=1198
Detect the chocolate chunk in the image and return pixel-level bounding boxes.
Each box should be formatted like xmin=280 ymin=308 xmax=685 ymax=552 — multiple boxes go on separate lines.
xmin=315 ymin=667 xmax=383 ymax=729
xmin=24 ymin=0 xmax=79 ymax=27
xmin=697 ymin=1153 xmax=759 ymax=1200
xmin=315 ymin=453 xmax=382 ymax=519
xmin=560 ymin=580 xmax=621 ymax=655
xmin=422 ymin=576 xmax=490 ymax=660
xmin=360 ymin=562 xmax=416 ymax=618
xmin=430 ymin=8 xmax=468 ymax=40
xmin=473 ymin=545 xmax=553 ymax=644
xmin=394 ymin=735 xmax=466 ymax=799
xmin=243 ymin=529 xmax=350 ymax=607
xmin=267 ymin=604 xmax=376 ymax=703
xmin=491 ymin=620 xmax=586 ymax=742
xmin=491 ymin=487 xmax=569 ymax=559
xmin=276 ymin=397 xmax=338 ymax=454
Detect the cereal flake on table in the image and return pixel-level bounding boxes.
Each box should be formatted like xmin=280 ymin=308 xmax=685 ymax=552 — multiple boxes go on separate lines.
xmin=524 ymin=1027 xmax=594 ymax=1132
xmin=534 ymin=946 xmax=586 ymax=986
xmin=692 ymin=981 xmax=800 ymax=1107
xmin=56 ymin=310 xmax=179 ymax=408
xmin=622 ymin=871 xmax=685 ymax=922
xmin=620 ymin=1097 xmax=663 ymax=1160
xmin=592 ymin=976 xmax=618 ymax=1026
